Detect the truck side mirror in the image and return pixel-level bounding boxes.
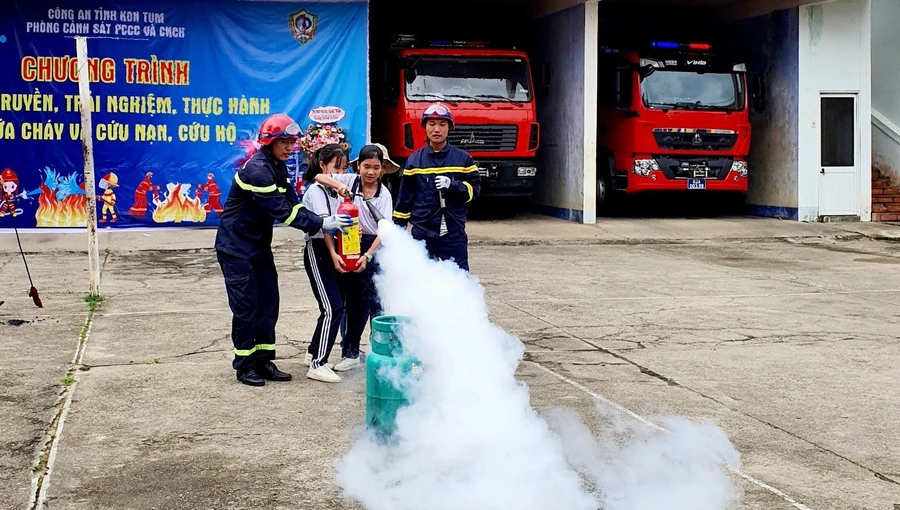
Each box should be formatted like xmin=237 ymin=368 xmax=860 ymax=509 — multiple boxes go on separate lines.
xmin=612 ymin=68 xmax=633 ymax=109
xmin=749 ymin=73 xmax=766 ymax=113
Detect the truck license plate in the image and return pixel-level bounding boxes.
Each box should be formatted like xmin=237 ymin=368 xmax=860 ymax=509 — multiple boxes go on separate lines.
xmin=688 ymin=179 xmax=706 ymax=190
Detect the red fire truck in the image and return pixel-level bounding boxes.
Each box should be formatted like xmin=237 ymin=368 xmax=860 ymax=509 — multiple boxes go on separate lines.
xmin=596 ymin=40 xmax=764 ymax=209
xmin=374 ymin=35 xmax=540 ymax=205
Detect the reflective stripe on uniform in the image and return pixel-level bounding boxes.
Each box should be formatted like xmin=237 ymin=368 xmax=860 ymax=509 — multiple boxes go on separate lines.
xmin=278 ymin=187 xmax=287 ymax=193
xmin=393 ymin=210 xmax=411 ymax=219
xmin=285 ymin=203 xmax=304 ymax=225
xmin=403 ymin=165 xmax=478 ymax=176
xmin=234 ymin=173 xmax=277 ymax=193
xmin=463 ymin=181 xmax=474 ymax=202
xmin=234 ymin=344 xmax=276 ymax=357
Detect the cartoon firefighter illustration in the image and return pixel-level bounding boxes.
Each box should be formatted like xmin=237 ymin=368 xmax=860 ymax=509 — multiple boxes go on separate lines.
xmin=129 ymin=171 xmax=160 ymax=218
xmin=0 ymin=168 xmax=26 ymax=217
xmin=198 ymin=173 xmax=223 ymax=214
xmin=98 ymin=172 xmax=118 ymax=223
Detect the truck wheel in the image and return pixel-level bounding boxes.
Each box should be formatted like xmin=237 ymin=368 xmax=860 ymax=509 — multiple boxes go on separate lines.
xmin=597 ymin=174 xmax=608 ymax=208
xmin=596 ymin=155 xmax=616 ymax=215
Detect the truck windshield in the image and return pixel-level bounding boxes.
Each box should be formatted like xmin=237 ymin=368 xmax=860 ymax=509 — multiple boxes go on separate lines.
xmin=640 ymin=70 xmax=744 ymax=111
xmin=405 ymin=57 xmax=533 ymax=103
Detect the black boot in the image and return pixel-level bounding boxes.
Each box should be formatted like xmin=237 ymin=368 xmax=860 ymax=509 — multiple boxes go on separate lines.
xmin=257 ymin=361 xmax=292 ymax=382
xmin=236 ymin=368 xmax=265 ymax=386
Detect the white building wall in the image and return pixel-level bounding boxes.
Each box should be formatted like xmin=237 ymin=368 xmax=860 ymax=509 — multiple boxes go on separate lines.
xmin=527 ymin=2 xmax=597 ymax=223
xmin=871 ymin=0 xmax=900 ymax=184
xmin=798 ymin=0 xmax=872 ymax=221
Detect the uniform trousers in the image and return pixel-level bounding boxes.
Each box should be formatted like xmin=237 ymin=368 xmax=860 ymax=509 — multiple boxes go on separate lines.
xmin=217 ymin=249 xmax=279 ymax=371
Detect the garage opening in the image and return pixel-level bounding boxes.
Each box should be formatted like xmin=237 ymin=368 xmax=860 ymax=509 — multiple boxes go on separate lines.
xmin=368 ymin=0 xmax=818 ymax=223
xmin=367 ymin=0 xmax=539 ymax=218
xmin=590 ymin=1 xmax=769 ymax=219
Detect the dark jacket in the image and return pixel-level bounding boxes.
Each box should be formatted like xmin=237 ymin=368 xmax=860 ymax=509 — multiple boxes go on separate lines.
xmin=215 ymin=148 xmax=323 ymax=259
xmin=392 ymin=143 xmax=481 ymax=240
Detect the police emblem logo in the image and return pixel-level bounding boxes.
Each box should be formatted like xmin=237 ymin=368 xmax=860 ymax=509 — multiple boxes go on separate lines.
xmin=288 ymin=9 xmax=318 ymax=45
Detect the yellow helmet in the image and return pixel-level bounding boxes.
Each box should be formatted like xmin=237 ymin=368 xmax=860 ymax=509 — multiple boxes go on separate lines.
xmin=100 ymin=172 xmax=119 ymax=189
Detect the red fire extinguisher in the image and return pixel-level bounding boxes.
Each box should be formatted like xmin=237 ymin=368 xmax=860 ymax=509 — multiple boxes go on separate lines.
xmin=337 ymin=196 xmax=361 ymax=268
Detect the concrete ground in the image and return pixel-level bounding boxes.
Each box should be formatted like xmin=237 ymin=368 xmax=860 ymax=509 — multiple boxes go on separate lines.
xmin=1 ymin=214 xmax=899 ymax=510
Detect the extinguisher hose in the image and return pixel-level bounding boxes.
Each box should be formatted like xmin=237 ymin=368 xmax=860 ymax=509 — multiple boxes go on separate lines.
xmin=363 ymin=198 xmax=385 ymax=223
xmin=349 ymin=192 xmax=387 ymax=223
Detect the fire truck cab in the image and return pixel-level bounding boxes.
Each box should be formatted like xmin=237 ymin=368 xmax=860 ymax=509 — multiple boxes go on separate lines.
xmin=375 ymin=35 xmax=540 ymax=205
xmin=596 ymin=40 xmax=765 ymax=209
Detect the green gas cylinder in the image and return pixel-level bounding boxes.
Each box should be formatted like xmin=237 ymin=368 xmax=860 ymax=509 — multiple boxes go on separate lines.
xmin=365 ymin=315 xmax=422 ymax=438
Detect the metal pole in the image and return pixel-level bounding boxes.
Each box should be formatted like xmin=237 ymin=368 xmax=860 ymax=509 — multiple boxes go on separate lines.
xmin=76 ymin=36 xmax=101 ymax=296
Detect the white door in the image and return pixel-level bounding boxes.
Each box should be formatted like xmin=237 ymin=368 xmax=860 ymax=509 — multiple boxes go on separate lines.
xmin=818 ymin=93 xmax=859 ymax=217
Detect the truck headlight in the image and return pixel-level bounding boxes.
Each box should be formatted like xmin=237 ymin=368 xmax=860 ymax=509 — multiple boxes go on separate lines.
xmin=731 ymin=160 xmax=748 ymax=177
xmin=633 ymin=159 xmax=659 ymax=177
xmin=517 ymin=166 xmax=537 ymax=177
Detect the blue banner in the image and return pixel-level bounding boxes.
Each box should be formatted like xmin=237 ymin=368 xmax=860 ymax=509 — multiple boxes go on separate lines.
xmin=0 ymin=0 xmax=368 ymax=229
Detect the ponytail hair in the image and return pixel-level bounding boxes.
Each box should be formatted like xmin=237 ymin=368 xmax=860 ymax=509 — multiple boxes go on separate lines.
xmin=305 ymin=143 xmax=348 ymax=182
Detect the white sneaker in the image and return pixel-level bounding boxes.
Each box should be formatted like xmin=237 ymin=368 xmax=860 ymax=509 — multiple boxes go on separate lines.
xmin=307 ymin=364 xmax=341 ymax=383
xmin=334 ymin=357 xmax=361 ymax=372
xmin=306 ymin=352 xmax=335 ymax=368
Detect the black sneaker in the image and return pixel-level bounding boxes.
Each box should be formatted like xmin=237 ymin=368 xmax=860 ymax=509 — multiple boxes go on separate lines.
xmin=236 ymin=368 xmax=265 ymax=386
xmin=257 ymin=361 xmax=292 ymax=382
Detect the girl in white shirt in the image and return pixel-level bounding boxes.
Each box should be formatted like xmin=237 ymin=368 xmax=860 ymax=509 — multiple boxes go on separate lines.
xmin=314 ymin=143 xmax=397 ymax=371
xmin=301 ymin=144 xmax=352 ymax=383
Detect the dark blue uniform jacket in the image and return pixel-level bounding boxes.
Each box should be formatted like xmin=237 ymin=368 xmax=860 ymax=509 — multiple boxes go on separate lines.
xmin=392 ymin=143 xmax=481 ymax=240
xmin=215 ymin=149 xmax=323 ymax=260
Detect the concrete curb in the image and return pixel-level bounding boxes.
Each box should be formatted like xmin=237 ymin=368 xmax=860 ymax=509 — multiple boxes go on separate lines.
xmin=2 ymin=232 xmax=894 ymax=256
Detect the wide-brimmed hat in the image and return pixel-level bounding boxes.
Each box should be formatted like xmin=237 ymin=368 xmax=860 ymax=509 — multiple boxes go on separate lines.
xmin=350 ymin=142 xmax=401 ymax=174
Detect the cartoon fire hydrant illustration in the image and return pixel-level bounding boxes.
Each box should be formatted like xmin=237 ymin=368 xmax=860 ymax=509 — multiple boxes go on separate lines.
xmin=97 ymin=172 xmax=118 ymax=223
xmin=0 ymin=168 xmax=25 ymax=217
xmin=128 ymin=172 xmax=160 ymax=218
xmin=199 ymin=173 xmax=223 ymax=214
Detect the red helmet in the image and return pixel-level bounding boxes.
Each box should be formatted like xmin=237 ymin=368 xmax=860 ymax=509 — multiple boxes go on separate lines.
xmin=1 ymin=168 xmax=18 ymax=185
xmin=258 ymin=113 xmax=301 ymax=146
xmin=421 ymin=103 xmax=455 ymax=129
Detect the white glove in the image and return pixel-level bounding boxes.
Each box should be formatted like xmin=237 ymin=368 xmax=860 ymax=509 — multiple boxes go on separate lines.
xmin=435 ymin=176 xmax=450 ymax=190
xmin=322 ymin=214 xmax=353 ymax=235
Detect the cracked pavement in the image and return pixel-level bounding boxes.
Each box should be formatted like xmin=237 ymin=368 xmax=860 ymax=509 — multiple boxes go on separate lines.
xmin=0 ymin=215 xmax=899 ymax=509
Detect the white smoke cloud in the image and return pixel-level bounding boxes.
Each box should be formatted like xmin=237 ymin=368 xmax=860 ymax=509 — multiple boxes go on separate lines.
xmin=545 ymin=406 xmax=743 ymax=510
xmin=335 ymin=220 xmax=742 ymax=510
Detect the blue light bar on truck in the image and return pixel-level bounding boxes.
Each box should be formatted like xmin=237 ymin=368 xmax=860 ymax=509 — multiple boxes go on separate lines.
xmin=650 ymin=41 xmax=712 ymax=50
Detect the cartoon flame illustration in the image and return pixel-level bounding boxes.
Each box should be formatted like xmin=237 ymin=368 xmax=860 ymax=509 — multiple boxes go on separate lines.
xmin=34 ymin=169 xmax=88 ymax=227
xmin=152 ymin=183 xmax=208 ymax=223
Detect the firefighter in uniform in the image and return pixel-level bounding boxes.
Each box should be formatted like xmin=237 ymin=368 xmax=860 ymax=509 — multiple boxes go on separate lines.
xmin=215 ymin=113 xmax=353 ymax=387
xmin=0 ymin=168 xmax=21 ymax=217
xmin=201 ymin=173 xmax=224 ymax=214
xmin=98 ymin=172 xmax=119 ymax=223
xmin=392 ymin=103 xmax=481 ymax=271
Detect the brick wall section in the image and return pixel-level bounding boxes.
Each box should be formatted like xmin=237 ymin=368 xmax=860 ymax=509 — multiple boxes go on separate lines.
xmin=872 ymin=166 xmax=900 ymax=221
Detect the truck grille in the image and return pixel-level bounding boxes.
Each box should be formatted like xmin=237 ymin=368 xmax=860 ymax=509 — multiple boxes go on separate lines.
xmin=449 ymin=125 xmax=518 ymax=152
xmin=654 ymin=157 xmax=734 ymax=180
xmin=653 ymin=129 xmax=737 ymax=151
